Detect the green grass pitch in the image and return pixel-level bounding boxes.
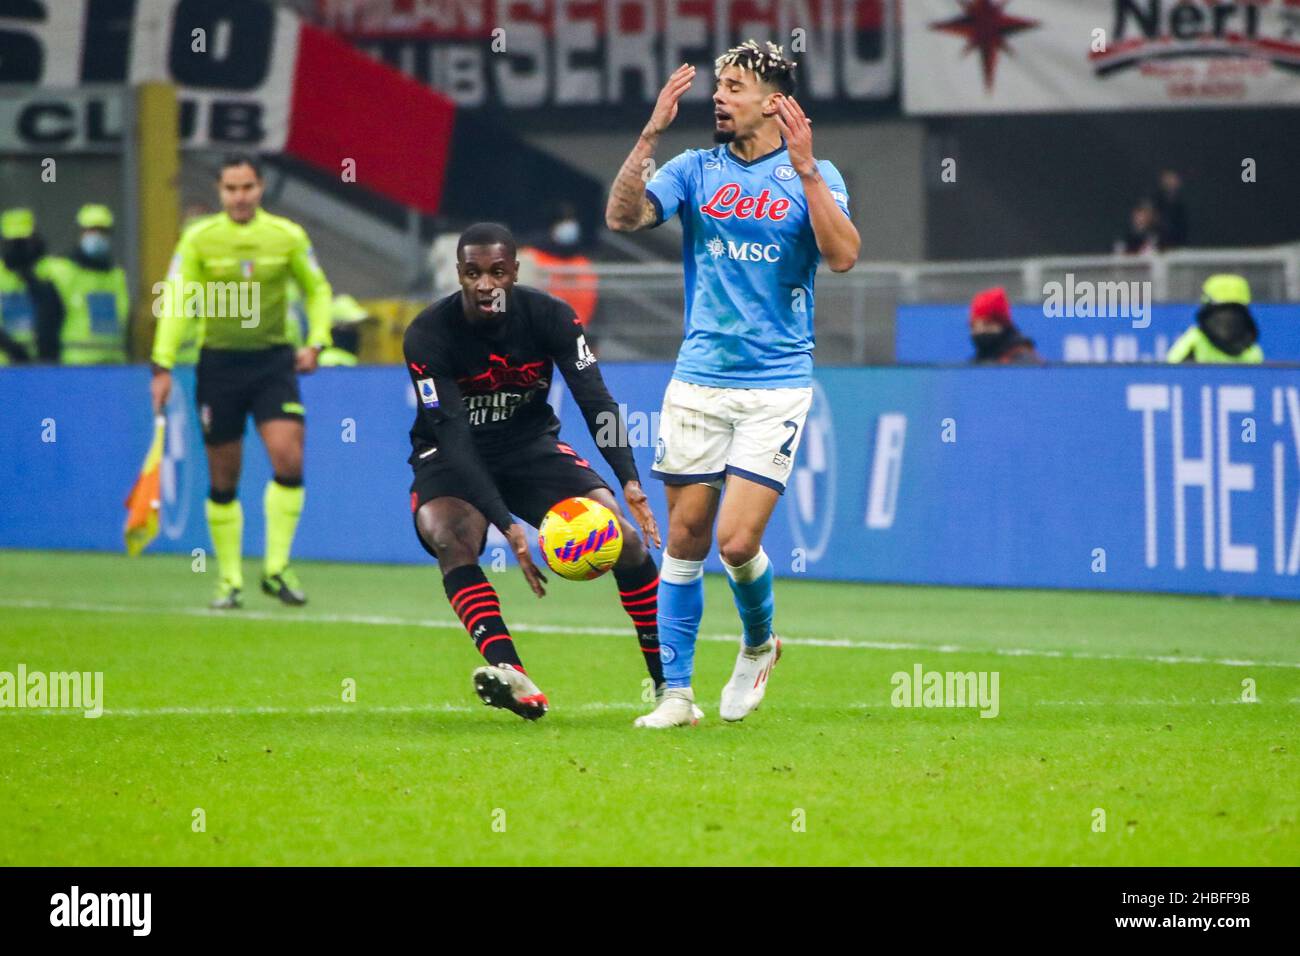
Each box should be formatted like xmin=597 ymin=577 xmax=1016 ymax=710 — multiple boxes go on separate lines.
xmin=1 ymin=549 xmax=1296 ymax=866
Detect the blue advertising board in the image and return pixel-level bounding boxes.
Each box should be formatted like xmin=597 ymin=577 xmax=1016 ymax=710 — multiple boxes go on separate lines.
xmin=2 ymin=363 xmax=1299 ymax=599
xmin=897 ymin=303 xmax=1300 ymax=364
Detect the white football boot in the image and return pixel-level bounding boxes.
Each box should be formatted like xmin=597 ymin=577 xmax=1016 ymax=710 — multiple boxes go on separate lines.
xmin=719 ymin=635 xmax=782 ymax=722
xmin=652 ymin=684 xmax=705 ymax=722
xmin=634 ymin=687 xmax=700 ymax=728
xmin=472 ymin=663 xmax=548 ymax=720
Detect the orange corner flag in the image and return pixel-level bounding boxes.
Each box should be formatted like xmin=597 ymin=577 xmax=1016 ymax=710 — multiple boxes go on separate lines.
xmin=124 ymin=416 xmax=166 ymax=556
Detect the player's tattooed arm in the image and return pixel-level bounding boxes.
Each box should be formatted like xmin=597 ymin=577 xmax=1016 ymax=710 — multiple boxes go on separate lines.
xmin=606 ymin=142 xmax=662 ymax=232
xmin=606 ymin=63 xmax=695 ymax=232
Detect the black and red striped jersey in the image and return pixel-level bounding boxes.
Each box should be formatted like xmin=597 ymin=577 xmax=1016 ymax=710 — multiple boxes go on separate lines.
xmin=403 ymin=285 xmax=639 ymax=523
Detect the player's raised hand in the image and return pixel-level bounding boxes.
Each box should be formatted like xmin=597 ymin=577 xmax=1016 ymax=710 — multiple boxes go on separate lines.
xmin=507 ymin=523 xmax=547 ymax=598
xmin=774 ymin=96 xmax=815 ymax=176
xmin=645 ymin=63 xmax=696 ymax=137
xmin=623 ymin=480 xmax=661 ymax=550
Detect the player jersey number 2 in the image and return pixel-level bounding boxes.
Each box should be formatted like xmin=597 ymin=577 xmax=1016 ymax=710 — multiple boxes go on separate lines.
xmin=779 ymin=420 xmax=799 ymax=456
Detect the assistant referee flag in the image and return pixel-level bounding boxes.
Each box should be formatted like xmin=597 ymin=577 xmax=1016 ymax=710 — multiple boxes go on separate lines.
xmin=124 ymin=416 xmax=166 ymax=556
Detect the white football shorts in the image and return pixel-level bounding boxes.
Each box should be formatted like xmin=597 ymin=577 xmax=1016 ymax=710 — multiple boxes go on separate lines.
xmin=650 ymin=379 xmax=813 ymax=493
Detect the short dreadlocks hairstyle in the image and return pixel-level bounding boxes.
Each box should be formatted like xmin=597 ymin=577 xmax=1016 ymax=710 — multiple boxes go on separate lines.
xmin=714 ymin=40 xmax=797 ymax=96
xmin=457 ymin=222 xmax=517 ymax=261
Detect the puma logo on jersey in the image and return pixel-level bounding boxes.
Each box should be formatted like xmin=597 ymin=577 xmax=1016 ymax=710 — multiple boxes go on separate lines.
xmin=457 ymin=354 xmax=546 ymax=395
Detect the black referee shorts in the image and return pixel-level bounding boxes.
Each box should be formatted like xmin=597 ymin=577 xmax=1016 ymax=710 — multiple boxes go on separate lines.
xmin=195 ymin=346 xmax=304 ymax=445
xmin=409 ymin=433 xmax=611 ymax=558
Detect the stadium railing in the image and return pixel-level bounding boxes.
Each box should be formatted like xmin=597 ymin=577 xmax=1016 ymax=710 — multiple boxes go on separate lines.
xmin=538 ymin=245 xmax=1300 ymax=363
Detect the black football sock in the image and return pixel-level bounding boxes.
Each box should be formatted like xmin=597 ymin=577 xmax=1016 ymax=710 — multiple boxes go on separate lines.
xmin=443 ymin=565 xmax=524 ymax=671
xmin=614 ymin=553 xmax=664 ymax=687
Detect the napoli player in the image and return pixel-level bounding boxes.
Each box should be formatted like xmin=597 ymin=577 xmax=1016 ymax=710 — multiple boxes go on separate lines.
xmin=605 ymin=41 xmax=860 ymax=727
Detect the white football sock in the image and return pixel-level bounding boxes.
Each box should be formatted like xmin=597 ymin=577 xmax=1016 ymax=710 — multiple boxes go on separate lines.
xmin=722 ymin=548 xmax=769 ymax=584
xmin=660 ymin=553 xmax=704 ymax=585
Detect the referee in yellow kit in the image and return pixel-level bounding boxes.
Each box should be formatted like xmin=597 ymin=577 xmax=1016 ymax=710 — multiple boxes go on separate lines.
xmin=150 ymin=154 xmax=333 ymax=609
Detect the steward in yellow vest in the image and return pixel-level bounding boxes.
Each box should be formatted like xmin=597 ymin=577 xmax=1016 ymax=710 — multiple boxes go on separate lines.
xmin=1167 ymin=274 xmax=1264 ymax=364
xmin=0 ymin=208 xmax=65 ymax=365
xmin=46 ymin=204 xmax=130 ymax=365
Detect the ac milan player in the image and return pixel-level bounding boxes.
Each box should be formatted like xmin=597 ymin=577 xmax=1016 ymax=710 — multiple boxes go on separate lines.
xmin=606 ymin=41 xmax=860 ymax=727
xmin=404 ymin=222 xmax=679 ymax=721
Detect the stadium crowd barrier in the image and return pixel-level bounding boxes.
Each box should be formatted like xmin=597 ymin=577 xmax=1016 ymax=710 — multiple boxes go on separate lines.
xmin=545 ymin=246 xmax=1300 ymax=363
xmin=898 ymin=303 xmax=1300 ymax=364
xmin=2 ymin=363 xmax=1297 ymax=600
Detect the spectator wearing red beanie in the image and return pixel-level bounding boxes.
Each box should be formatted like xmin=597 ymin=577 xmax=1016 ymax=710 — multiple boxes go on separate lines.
xmin=969 ymin=287 xmax=1042 ymax=365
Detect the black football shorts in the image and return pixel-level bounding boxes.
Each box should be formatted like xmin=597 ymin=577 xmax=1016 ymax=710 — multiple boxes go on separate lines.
xmin=195 ymin=346 xmax=304 ymax=445
xmin=409 ymin=432 xmax=611 ymax=558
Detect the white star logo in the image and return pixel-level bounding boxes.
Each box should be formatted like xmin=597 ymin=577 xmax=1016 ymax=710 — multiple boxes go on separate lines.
xmin=706 ymin=237 xmax=725 ymax=259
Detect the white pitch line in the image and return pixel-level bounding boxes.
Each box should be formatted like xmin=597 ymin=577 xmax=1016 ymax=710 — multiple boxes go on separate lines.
xmin=2 ymin=597 xmax=1299 ymax=670
xmin=0 ymin=701 xmax=647 ymax=718
xmin=847 ymin=699 xmax=1300 ymax=709
xmin=6 ymin=698 xmax=1297 ymax=719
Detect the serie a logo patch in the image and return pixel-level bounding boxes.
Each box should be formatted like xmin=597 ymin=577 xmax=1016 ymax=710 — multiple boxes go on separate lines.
xmin=417 ymin=378 xmax=439 ymax=408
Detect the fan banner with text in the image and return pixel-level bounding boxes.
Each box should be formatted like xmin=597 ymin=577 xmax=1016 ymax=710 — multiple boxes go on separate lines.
xmin=904 ymin=0 xmax=1300 ymax=114
xmin=0 ymin=0 xmax=454 ymax=212
xmin=316 ymin=0 xmax=898 ymax=118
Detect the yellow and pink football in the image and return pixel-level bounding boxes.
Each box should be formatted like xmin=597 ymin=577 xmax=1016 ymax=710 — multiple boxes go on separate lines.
xmin=537 ymin=496 xmax=623 ymax=581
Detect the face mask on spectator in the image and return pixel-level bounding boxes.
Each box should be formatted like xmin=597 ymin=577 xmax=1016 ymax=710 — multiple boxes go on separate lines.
xmin=1198 ymin=304 xmax=1257 ymax=356
xmin=79 ymin=232 xmax=112 ymax=260
xmin=973 ymin=329 xmax=1012 ymax=359
xmin=550 ymin=219 xmax=580 ymax=248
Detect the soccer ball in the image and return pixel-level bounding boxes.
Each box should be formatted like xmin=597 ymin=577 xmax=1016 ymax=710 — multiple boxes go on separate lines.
xmin=537 ymin=496 xmax=623 ymax=581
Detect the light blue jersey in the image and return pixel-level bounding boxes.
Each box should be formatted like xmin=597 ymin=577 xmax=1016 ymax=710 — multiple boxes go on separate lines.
xmin=646 ymin=141 xmax=850 ymax=388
